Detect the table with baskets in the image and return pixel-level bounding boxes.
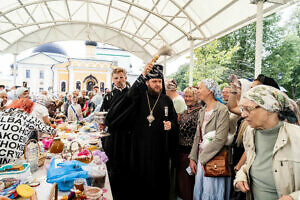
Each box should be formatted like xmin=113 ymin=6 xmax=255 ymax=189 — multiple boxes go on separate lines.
xmin=25 ymin=125 xmax=113 ymax=200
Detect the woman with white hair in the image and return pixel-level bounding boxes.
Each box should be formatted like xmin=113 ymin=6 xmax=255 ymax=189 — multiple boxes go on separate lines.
xmin=234 ymin=85 xmax=300 ymax=200
xmin=177 ymin=86 xmax=202 ymax=200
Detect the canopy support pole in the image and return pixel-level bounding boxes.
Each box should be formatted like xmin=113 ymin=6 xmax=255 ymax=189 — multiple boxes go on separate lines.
xmin=255 ymin=0 xmax=264 ymax=78
xmin=13 ymin=54 xmax=17 ymax=86
xmin=189 ymin=39 xmax=194 ymax=86
xmin=163 ymin=56 xmax=167 ymax=77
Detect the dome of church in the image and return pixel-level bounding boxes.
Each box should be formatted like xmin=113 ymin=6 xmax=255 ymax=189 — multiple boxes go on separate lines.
xmin=85 ymin=41 xmax=97 ymax=46
xmin=33 ymin=43 xmax=67 ymax=56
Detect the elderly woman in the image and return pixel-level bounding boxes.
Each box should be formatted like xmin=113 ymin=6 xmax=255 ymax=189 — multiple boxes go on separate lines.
xmin=189 ymin=79 xmax=230 ymax=200
xmin=234 ymin=85 xmax=300 ymax=200
xmin=177 ymin=87 xmax=201 ymax=200
xmin=0 ymin=98 xmax=55 ymax=166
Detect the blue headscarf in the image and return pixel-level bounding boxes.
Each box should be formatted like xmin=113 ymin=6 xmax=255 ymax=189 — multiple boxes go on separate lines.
xmin=202 ymin=79 xmax=224 ymax=104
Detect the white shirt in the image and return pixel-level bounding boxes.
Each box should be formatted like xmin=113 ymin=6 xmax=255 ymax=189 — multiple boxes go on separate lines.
xmin=92 ymin=94 xmax=103 ymax=107
xmin=31 ymin=103 xmax=49 ymax=123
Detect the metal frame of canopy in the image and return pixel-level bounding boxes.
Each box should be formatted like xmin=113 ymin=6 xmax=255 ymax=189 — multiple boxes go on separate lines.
xmin=0 ymin=0 xmax=295 ymax=85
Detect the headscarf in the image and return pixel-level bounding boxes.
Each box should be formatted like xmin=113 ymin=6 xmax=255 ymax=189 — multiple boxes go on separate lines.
xmin=35 ymin=95 xmax=48 ymax=106
xmin=245 ymin=85 xmax=299 ymax=124
xmin=16 ymin=87 xmax=28 ymax=97
xmin=202 ymin=79 xmax=224 ymax=104
xmin=165 ymin=78 xmax=177 ymax=90
xmin=239 ymin=79 xmax=252 ymax=100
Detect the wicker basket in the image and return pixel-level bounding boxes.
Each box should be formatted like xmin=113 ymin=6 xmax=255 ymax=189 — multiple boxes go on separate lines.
xmin=69 ymin=141 xmax=93 ymax=164
xmin=24 ymin=139 xmax=46 ymax=167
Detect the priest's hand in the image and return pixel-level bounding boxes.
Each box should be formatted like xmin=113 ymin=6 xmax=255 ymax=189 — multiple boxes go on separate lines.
xmin=142 ymin=63 xmax=153 ymax=76
xmin=235 ymin=181 xmax=250 ymax=193
xmin=163 ymin=121 xmax=171 ymax=131
xmin=189 ymin=159 xmax=197 ymax=175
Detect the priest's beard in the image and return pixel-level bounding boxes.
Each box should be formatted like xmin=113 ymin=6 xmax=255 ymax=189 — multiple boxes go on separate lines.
xmin=147 ymin=86 xmax=162 ymax=96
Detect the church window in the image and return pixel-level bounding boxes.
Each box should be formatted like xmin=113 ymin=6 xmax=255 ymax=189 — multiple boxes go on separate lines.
xmin=26 ymin=70 xmax=30 ymax=78
xmin=40 ymin=70 xmax=44 ymax=79
xmin=76 ymin=81 xmax=81 ymax=90
xmin=61 ymin=81 xmax=66 ymax=92
xmin=100 ymin=82 xmax=105 ymax=93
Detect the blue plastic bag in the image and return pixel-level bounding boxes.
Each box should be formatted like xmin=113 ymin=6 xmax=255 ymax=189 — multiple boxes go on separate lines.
xmin=46 ymin=159 xmax=89 ymax=191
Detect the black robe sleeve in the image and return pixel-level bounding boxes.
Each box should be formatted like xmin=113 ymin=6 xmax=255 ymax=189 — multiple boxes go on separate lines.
xmin=166 ymin=98 xmax=180 ymax=168
xmin=105 ymin=74 xmax=146 ymax=130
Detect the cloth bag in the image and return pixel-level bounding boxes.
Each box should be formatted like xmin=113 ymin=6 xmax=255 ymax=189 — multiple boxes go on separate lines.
xmin=199 ymin=128 xmax=230 ymax=177
xmin=46 ymin=159 xmax=89 ymax=191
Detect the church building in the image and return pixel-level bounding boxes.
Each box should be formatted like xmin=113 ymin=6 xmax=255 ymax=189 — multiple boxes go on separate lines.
xmin=10 ymin=41 xmax=136 ymax=95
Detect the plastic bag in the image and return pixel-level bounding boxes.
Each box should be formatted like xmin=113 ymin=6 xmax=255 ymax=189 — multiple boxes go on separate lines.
xmin=46 ymin=159 xmax=89 ymax=191
xmin=0 ymin=163 xmax=31 ymax=181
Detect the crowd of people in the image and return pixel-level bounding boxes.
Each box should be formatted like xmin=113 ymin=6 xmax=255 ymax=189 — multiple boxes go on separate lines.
xmin=1 ymin=63 xmax=300 ymax=200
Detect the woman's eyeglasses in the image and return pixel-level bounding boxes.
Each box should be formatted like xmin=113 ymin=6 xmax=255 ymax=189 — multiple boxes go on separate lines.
xmin=239 ymin=105 xmax=260 ymax=114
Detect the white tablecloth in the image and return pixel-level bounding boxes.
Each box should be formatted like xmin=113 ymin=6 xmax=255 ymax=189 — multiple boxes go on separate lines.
xmin=32 ymin=158 xmax=113 ymax=200
xmin=33 ymin=129 xmax=112 ymax=200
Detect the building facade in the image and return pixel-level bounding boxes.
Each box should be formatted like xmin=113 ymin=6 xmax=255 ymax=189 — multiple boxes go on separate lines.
xmin=10 ymin=42 xmax=138 ymax=95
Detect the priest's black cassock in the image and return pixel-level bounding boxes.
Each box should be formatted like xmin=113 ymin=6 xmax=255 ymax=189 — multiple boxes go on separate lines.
xmin=100 ymin=86 xmax=131 ymax=200
xmin=127 ymin=74 xmax=179 ymax=200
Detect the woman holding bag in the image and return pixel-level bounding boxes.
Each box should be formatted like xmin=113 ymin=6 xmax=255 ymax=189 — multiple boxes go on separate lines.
xmin=189 ymin=79 xmax=230 ymax=200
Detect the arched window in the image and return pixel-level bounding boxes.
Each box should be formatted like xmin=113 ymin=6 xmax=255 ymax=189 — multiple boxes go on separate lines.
xmin=76 ymin=81 xmax=81 ymax=90
xmin=100 ymin=82 xmax=105 ymax=93
xmin=61 ymin=81 xmax=66 ymax=92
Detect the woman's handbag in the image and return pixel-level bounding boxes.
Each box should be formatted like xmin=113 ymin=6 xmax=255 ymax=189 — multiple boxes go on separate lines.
xmin=203 ymin=149 xmax=230 ymax=177
xmin=199 ymin=127 xmax=231 ymax=177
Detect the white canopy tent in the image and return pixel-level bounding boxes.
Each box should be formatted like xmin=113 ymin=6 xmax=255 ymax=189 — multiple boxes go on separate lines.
xmin=0 ymin=0 xmax=298 ymax=85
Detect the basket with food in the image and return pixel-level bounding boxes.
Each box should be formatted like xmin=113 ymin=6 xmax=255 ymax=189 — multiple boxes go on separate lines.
xmin=69 ymin=141 xmax=93 ymax=164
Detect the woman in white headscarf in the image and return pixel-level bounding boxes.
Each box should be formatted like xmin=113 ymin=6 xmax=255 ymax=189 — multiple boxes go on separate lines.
xmin=31 ymin=95 xmax=51 ymax=125
xmin=227 ymin=76 xmax=252 ymax=115
xmin=234 ymin=85 xmax=300 ymax=200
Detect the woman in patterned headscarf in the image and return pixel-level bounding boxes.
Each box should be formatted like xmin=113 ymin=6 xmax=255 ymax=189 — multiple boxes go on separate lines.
xmin=234 ymin=85 xmax=300 ymax=200
xmin=189 ymin=79 xmax=231 ymax=200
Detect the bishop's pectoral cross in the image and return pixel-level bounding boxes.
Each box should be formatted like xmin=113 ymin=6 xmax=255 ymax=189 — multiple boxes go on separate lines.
xmin=147 ymin=111 xmax=155 ymax=126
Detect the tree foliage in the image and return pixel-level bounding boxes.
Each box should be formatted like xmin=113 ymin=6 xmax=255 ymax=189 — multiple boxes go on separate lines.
xmin=170 ymin=7 xmax=300 ymax=99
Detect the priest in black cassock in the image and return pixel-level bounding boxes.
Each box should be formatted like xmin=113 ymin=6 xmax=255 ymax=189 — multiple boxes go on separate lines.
xmin=125 ymin=63 xmax=179 ymax=200
xmin=100 ymin=67 xmax=131 ymax=200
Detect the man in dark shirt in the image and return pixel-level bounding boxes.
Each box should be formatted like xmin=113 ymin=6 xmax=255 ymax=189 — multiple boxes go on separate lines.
xmin=78 ymin=90 xmax=88 ymax=109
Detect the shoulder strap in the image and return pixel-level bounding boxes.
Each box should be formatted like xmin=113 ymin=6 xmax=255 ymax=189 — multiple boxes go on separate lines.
xmin=70 ymin=105 xmax=79 ymax=121
xmin=199 ymin=124 xmax=203 ymax=142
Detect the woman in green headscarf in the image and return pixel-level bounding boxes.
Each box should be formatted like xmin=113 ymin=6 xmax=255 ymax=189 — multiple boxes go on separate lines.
xmin=234 ymin=85 xmax=300 ymax=200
